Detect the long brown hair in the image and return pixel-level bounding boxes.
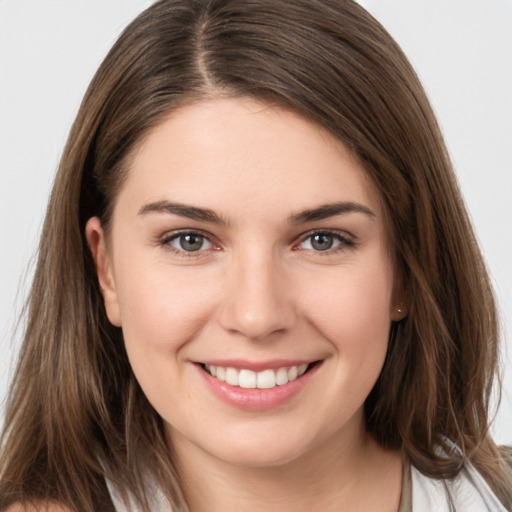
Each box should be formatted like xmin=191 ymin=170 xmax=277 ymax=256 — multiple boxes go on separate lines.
xmin=1 ymin=0 xmax=510 ymax=510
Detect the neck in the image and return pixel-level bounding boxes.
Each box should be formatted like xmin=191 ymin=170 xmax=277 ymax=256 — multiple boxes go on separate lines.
xmin=170 ymin=422 xmax=403 ymax=512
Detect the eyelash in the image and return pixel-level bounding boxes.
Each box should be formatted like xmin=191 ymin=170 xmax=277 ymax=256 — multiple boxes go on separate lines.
xmin=295 ymin=230 xmax=355 ymax=254
xmin=158 ymin=229 xmax=355 ymax=257
xmin=159 ymin=230 xmax=216 ymax=258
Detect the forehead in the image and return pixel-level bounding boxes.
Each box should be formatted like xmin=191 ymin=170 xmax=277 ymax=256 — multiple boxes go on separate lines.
xmin=117 ymin=97 xmax=383 ymax=222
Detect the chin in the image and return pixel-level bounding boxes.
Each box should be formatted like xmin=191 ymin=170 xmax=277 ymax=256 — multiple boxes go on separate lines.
xmin=201 ymin=425 xmax=323 ymax=469
xmin=213 ymin=443 xmax=307 ymax=469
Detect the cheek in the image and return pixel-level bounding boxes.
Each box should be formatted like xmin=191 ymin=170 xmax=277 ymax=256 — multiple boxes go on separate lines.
xmin=112 ymin=263 xmax=221 ymax=412
xmin=298 ymin=259 xmax=394 ymax=359
xmin=113 ymin=260 xmax=219 ymax=355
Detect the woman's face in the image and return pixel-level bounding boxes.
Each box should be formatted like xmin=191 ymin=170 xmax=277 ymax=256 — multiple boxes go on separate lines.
xmin=87 ymin=97 xmax=404 ymax=468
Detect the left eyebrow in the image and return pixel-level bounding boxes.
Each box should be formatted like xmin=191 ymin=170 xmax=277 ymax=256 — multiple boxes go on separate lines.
xmin=289 ymin=202 xmax=376 ymax=224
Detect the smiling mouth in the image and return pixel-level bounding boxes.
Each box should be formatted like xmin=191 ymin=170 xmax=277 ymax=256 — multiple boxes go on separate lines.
xmin=201 ymin=363 xmax=316 ymax=389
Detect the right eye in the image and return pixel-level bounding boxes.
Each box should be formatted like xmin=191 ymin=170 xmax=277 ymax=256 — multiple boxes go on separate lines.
xmin=161 ymin=231 xmax=215 ymax=254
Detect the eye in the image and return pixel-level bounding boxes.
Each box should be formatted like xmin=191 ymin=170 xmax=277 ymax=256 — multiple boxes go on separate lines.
xmin=305 ymin=233 xmax=336 ymax=251
xmin=297 ymin=231 xmax=354 ymax=252
xmin=163 ymin=231 xmax=214 ymax=253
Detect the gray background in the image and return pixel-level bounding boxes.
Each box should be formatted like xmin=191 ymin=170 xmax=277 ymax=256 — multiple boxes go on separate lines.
xmin=1 ymin=0 xmax=511 ymax=443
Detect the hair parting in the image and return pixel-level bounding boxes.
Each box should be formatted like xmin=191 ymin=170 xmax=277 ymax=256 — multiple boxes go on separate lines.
xmin=1 ymin=1 xmax=510 ymax=510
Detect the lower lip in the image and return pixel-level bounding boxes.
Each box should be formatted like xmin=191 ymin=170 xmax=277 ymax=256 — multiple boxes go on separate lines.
xmin=196 ymin=363 xmax=321 ymax=411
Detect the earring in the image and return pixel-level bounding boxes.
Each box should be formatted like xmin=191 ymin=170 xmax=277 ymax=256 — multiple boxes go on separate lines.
xmin=396 ymin=303 xmax=404 ymax=315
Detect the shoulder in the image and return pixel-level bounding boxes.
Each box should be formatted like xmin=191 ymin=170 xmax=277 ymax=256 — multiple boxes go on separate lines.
xmin=3 ymin=504 xmax=74 ymax=512
xmin=411 ymin=463 xmax=507 ymax=512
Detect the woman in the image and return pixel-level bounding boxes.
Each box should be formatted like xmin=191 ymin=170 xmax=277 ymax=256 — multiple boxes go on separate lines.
xmin=0 ymin=0 xmax=510 ymax=510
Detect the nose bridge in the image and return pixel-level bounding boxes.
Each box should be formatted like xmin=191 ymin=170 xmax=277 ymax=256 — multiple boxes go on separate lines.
xmin=219 ymin=244 xmax=295 ymax=340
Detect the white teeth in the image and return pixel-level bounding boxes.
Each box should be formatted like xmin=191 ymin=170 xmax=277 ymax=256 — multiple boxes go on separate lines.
xmin=275 ymin=367 xmax=289 ymax=385
xmin=216 ymin=366 xmax=226 ymax=382
xmin=239 ymin=369 xmax=257 ymax=388
xmin=257 ymin=369 xmax=276 ymax=389
xmin=288 ymin=366 xmax=298 ymax=381
xmin=225 ymin=367 xmax=239 ymax=386
xmin=204 ymin=363 xmax=310 ymax=389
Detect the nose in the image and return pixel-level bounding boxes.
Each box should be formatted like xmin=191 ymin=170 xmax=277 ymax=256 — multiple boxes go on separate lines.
xmin=218 ymin=248 xmax=296 ymax=340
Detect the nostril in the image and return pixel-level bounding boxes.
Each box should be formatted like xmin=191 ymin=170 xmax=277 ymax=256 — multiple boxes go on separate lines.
xmin=218 ymin=293 xmax=296 ymax=341
xmin=217 ymin=258 xmax=296 ymax=339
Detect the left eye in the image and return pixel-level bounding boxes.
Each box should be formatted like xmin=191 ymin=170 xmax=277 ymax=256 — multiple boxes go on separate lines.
xmin=298 ymin=232 xmax=350 ymax=252
xmin=166 ymin=232 xmax=213 ymax=252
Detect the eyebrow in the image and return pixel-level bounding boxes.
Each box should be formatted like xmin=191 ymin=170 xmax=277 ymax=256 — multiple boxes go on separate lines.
xmin=138 ymin=201 xmax=228 ymax=225
xmin=138 ymin=200 xmax=375 ymax=225
xmin=289 ymin=201 xmax=375 ymax=224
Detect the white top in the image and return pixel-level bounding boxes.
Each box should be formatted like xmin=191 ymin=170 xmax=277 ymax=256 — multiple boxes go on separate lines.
xmin=106 ymin=473 xmax=170 ymax=512
xmin=410 ymin=463 xmax=506 ymax=511
xmin=107 ymin=462 xmax=507 ymax=512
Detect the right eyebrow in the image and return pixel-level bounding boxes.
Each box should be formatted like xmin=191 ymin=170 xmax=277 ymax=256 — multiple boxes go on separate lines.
xmin=289 ymin=201 xmax=376 ymax=224
xmin=138 ymin=201 xmax=228 ymax=225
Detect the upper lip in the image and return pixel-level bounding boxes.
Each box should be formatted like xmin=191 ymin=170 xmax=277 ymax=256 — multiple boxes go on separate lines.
xmin=197 ymin=359 xmax=317 ymax=372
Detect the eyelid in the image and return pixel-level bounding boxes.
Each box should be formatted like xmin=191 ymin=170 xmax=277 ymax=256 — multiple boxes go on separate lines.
xmin=159 ymin=229 xmax=220 ymax=255
xmin=294 ymin=229 xmax=356 ymax=252
xmin=157 ymin=228 xmax=355 ymax=256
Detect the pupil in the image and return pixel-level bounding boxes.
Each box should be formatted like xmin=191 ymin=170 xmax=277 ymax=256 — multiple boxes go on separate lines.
xmin=312 ymin=234 xmax=333 ymax=251
xmin=180 ymin=234 xmax=203 ymax=251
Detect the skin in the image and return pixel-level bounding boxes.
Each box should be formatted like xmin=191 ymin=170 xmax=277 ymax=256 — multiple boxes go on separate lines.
xmin=86 ymin=97 xmax=406 ymax=511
